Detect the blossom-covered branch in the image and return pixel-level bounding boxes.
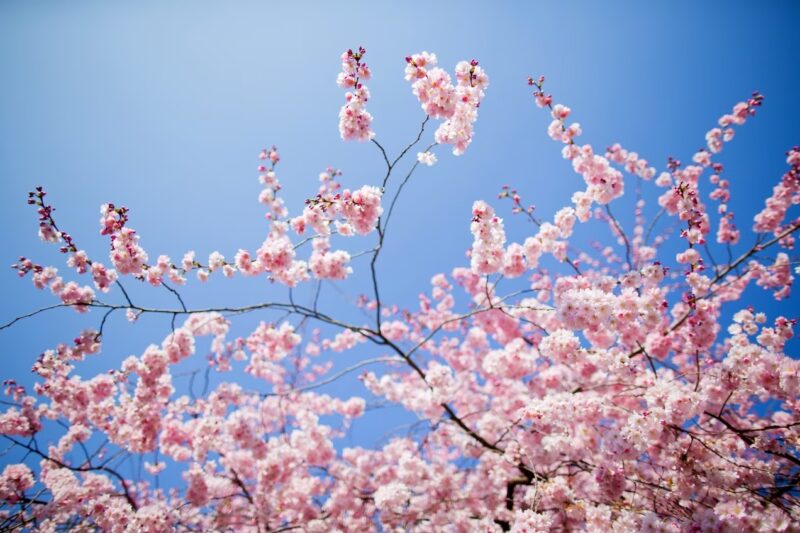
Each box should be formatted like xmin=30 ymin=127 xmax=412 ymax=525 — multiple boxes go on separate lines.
xmin=1 ymin=47 xmax=798 ymax=532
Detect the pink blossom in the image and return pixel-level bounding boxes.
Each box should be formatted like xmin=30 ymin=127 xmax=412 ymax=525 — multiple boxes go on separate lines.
xmin=0 ymin=464 xmax=35 ymax=504
xmin=417 ymin=151 xmax=437 ymax=166
xmin=109 ymin=227 xmax=148 ymax=275
xmin=406 ymin=53 xmax=489 ymax=155
xmin=470 ymin=200 xmax=506 ymax=275
xmin=338 ymin=47 xmax=375 ymax=141
xmin=309 ymin=238 xmax=352 ymax=280
xmin=339 ymin=185 xmax=383 ymax=235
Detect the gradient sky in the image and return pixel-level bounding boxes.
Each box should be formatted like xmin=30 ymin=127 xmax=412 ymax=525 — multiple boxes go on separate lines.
xmin=1 ymin=0 xmax=798 ymax=485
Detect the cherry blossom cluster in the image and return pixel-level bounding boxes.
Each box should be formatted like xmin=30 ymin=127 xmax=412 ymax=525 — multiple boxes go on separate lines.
xmin=416 ymin=150 xmax=437 ymax=166
xmin=605 ymin=143 xmax=656 ymax=180
xmin=257 ymin=145 xmax=287 ymax=221
xmin=690 ymin=94 xmax=764 ymax=246
xmin=475 ymin=187 xmax=577 ymax=276
xmin=337 ymin=47 xmax=374 ymax=141
xmin=405 ymin=52 xmax=489 ymax=155
xmin=235 ymin=157 xmax=383 ymax=284
xmin=469 ymin=200 xmax=506 ymax=275
xmin=15 ymin=148 xmax=388 ymax=300
xmin=18 ymin=190 xmax=119 ymax=296
xmin=709 ymin=162 xmax=741 ymax=245
xmin=753 ymin=146 xmax=800 ymax=242
xmin=530 ymin=77 xmax=624 ymax=217
xmin=11 ymin=258 xmax=95 ymax=311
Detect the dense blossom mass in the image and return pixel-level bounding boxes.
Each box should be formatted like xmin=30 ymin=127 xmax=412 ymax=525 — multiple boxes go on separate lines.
xmin=1 ymin=47 xmax=799 ymax=532
xmin=338 ymin=47 xmax=375 ymax=142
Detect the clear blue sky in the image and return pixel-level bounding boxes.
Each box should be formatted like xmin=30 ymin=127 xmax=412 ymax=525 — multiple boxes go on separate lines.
xmin=1 ymin=0 xmax=798 ymax=482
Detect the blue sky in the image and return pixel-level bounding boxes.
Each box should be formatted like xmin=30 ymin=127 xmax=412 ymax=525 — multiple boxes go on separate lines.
xmin=1 ymin=0 xmax=798 ymax=484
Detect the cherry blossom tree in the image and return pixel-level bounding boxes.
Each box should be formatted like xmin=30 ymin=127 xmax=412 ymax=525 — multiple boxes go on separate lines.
xmin=1 ymin=47 xmax=799 ymax=532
